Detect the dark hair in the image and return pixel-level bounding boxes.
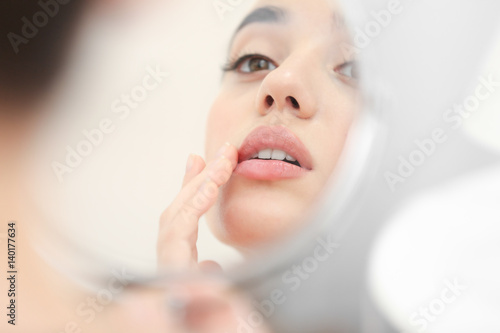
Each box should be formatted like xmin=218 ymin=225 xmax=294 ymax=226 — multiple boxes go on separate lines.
xmin=0 ymin=0 xmax=86 ymax=110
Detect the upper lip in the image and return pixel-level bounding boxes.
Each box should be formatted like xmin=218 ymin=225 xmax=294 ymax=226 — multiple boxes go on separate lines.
xmin=238 ymin=126 xmax=313 ymax=170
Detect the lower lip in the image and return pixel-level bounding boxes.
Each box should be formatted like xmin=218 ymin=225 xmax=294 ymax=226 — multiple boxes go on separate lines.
xmin=234 ymin=159 xmax=308 ymax=180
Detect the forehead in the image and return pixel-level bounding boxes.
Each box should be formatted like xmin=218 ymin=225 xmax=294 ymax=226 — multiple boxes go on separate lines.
xmin=228 ymin=1 xmax=349 ymax=55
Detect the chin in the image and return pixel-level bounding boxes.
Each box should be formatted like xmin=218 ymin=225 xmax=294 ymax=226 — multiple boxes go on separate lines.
xmin=208 ymin=186 xmax=308 ymax=250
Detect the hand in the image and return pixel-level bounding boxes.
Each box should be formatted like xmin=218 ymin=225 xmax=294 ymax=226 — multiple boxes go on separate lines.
xmin=108 ymin=279 xmax=274 ymax=333
xmin=157 ymin=143 xmax=238 ymax=271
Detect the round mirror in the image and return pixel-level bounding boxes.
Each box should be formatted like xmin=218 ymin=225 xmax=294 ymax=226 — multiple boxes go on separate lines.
xmin=3 ymin=0 xmax=499 ymax=332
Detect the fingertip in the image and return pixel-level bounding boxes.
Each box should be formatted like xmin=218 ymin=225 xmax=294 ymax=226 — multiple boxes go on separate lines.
xmin=185 ymin=154 xmax=195 ymax=173
xmin=182 ymin=154 xmax=206 ymax=188
xmin=199 ymin=260 xmax=223 ymax=273
xmin=187 ymin=155 xmax=206 ymax=175
xmin=225 ymin=144 xmax=239 ymax=169
xmin=192 ymin=154 xmax=206 ymax=168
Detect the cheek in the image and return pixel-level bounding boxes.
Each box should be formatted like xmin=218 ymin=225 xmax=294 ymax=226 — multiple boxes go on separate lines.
xmin=205 ymin=95 xmax=236 ymax=159
xmin=314 ymin=89 xmax=360 ymax=176
xmin=205 ymin=87 xmax=257 ymax=158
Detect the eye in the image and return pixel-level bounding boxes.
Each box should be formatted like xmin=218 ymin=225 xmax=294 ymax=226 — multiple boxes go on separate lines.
xmin=335 ymin=61 xmax=358 ymax=80
xmin=240 ymin=56 xmax=277 ymax=73
xmin=223 ymin=54 xmax=278 ymax=74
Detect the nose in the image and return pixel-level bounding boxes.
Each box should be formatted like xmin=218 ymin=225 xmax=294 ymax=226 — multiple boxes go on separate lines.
xmin=256 ymin=56 xmax=319 ymax=119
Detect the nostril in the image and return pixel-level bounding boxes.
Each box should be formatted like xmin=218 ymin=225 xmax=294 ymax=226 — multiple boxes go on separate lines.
xmin=288 ymin=96 xmax=300 ymax=109
xmin=265 ymin=95 xmax=274 ymax=107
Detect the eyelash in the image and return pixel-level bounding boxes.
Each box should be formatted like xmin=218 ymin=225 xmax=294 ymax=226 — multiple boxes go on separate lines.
xmin=222 ymin=53 xmax=357 ymax=80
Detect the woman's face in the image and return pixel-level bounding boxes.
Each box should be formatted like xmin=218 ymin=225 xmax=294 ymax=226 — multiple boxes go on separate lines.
xmin=205 ymin=0 xmax=360 ymax=250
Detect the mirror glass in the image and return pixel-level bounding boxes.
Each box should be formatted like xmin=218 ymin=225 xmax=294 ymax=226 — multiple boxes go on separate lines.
xmin=1 ymin=0 xmax=376 ymax=332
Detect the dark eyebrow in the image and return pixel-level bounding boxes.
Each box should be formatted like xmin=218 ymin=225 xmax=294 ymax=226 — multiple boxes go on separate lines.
xmin=235 ymin=6 xmax=287 ymax=33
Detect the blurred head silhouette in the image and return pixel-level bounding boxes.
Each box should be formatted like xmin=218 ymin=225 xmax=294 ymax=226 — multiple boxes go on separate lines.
xmin=0 ymin=0 xmax=87 ymax=117
xmin=0 ymin=0 xmax=88 ymax=172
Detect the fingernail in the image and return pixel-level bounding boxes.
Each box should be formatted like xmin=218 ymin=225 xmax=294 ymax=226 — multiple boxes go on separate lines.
xmin=185 ymin=154 xmax=194 ymax=172
xmin=215 ymin=142 xmax=231 ymax=159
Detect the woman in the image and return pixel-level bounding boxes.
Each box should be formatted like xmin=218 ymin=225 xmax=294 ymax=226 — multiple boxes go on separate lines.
xmin=157 ymin=0 xmax=361 ymax=270
xmin=0 ymin=2 xmax=107 ymax=332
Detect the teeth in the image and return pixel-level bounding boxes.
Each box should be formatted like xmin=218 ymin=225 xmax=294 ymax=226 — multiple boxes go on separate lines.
xmin=253 ymin=149 xmax=297 ymax=162
xmin=258 ymin=149 xmax=272 ymax=159
xmin=271 ymin=150 xmax=287 ymax=161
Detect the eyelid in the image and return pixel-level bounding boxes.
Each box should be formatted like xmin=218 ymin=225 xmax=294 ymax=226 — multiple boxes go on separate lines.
xmin=222 ymin=53 xmax=277 ymax=73
xmin=334 ymin=60 xmax=358 ymax=80
xmin=335 ymin=60 xmax=353 ymax=70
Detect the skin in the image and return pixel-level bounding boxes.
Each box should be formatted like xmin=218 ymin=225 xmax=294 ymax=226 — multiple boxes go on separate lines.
xmin=158 ymin=0 xmax=360 ymax=269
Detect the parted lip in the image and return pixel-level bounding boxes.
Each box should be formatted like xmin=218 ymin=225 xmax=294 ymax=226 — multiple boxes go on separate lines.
xmin=237 ymin=125 xmax=313 ymax=170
